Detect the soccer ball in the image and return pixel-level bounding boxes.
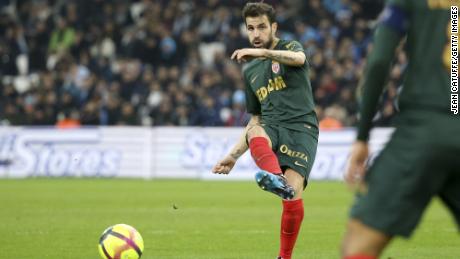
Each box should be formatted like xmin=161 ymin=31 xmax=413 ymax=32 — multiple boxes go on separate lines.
xmin=98 ymin=224 xmax=144 ymax=259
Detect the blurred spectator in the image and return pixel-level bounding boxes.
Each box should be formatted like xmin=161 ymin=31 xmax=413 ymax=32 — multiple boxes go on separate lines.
xmin=0 ymin=0 xmax=402 ymax=129
xmin=48 ymin=16 xmax=76 ymax=67
xmin=319 ymin=104 xmax=347 ymax=130
xmin=56 ymin=110 xmax=81 ymax=129
xmin=118 ymin=102 xmax=138 ymax=125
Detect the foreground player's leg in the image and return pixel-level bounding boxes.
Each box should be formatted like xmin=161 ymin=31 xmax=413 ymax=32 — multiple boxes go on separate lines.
xmin=341 ymin=219 xmax=392 ymax=259
xmin=277 ymin=169 xmax=305 ymax=259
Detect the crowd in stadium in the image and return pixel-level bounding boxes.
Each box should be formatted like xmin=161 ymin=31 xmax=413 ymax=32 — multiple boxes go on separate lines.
xmin=0 ymin=0 xmax=405 ymax=129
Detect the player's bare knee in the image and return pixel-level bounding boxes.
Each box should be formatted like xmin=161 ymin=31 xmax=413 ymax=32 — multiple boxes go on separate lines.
xmin=284 ymin=169 xmax=305 ymax=199
xmin=246 ymin=126 xmax=259 ymax=140
xmin=246 ymin=125 xmax=262 ymax=140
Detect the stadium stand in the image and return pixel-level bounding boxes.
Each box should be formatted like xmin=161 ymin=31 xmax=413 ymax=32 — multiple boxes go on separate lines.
xmin=0 ymin=0 xmax=404 ymax=128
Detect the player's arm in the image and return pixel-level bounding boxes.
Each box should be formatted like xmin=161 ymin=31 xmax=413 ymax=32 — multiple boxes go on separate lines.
xmin=264 ymin=49 xmax=305 ymax=66
xmin=213 ymin=70 xmax=261 ymax=175
xmin=231 ymin=47 xmax=306 ymax=67
xmin=346 ymin=3 xmax=408 ymax=187
xmin=230 ymin=115 xmax=261 ymax=158
xmin=356 ymin=5 xmax=408 ymax=142
xmin=212 ymin=115 xmax=261 ymax=174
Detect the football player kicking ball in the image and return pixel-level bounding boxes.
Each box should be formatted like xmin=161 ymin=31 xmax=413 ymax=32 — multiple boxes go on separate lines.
xmin=212 ymin=3 xmax=318 ymax=259
xmin=342 ymin=0 xmax=460 ymax=258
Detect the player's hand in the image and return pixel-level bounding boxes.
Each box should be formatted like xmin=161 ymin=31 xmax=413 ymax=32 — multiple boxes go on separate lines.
xmin=212 ymin=155 xmax=237 ymax=175
xmin=344 ymin=141 xmax=369 ymax=190
xmin=231 ymin=48 xmax=266 ymax=63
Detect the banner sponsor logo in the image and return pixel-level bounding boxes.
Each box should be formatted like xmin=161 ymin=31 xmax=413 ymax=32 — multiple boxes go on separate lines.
xmin=0 ymin=129 xmax=121 ymax=177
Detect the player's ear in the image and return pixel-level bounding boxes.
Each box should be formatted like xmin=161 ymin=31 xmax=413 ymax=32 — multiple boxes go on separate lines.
xmin=271 ymin=22 xmax=278 ymax=35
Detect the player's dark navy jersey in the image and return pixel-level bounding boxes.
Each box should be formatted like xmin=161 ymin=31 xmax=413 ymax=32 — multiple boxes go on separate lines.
xmin=243 ymin=39 xmax=318 ymax=132
xmin=352 ymin=0 xmax=460 ymax=237
xmin=385 ymin=0 xmax=454 ymax=111
xmin=357 ymin=0 xmax=459 ymax=141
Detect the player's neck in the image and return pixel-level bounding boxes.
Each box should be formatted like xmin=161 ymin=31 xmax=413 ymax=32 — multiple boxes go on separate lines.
xmin=269 ymin=38 xmax=280 ymax=50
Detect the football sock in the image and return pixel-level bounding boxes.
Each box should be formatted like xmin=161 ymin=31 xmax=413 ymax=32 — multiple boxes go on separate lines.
xmin=279 ymin=199 xmax=304 ymax=259
xmin=249 ymin=137 xmax=282 ymax=174
xmin=344 ymin=255 xmax=377 ymax=259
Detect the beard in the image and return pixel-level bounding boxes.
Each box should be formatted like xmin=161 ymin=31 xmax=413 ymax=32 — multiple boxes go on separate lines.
xmin=262 ymin=37 xmax=273 ymax=49
xmin=251 ymin=34 xmax=274 ymax=49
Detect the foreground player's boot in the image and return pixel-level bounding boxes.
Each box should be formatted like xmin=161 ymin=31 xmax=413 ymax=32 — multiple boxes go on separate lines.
xmin=255 ymin=171 xmax=294 ymax=200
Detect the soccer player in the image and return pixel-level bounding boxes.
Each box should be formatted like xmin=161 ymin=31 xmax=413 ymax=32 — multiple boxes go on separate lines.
xmin=342 ymin=0 xmax=460 ymax=258
xmin=212 ymin=3 xmax=318 ymax=259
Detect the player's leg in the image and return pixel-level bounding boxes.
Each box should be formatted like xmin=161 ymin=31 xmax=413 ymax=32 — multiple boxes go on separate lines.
xmin=342 ymin=115 xmax=444 ymax=258
xmin=275 ymin=127 xmax=318 ymax=259
xmin=284 ymin=168 xmax=305 ymax=200
xmin=277 ymin=168 xmax=306 ymax=259
xmin=341 ymin=219 xmax=391 ymax=259
xmin=246 ymin=124 xmax=282 ymax=174
xmin=250 ymin=125 xmax=295 ymax=199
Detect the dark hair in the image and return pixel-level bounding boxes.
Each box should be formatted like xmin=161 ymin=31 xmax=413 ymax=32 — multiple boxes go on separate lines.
xmin=242 ymin=2 xmax=276 ymax=24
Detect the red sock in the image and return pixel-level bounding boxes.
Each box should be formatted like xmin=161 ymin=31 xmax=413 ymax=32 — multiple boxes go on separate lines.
xmin=279 ymin=199 xmax=304 ymax=259
xmin=249 ymin=137 xmax=282 ymax=174
xmin=344 ymin=256 xmax=377 ymax=259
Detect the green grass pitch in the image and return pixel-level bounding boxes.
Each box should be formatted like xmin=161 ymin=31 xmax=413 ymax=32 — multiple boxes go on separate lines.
xmin=0 ymin=179 xmax=458 ymax=258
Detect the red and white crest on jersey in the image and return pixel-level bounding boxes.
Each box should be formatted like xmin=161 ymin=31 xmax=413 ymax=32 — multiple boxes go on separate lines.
xmin=272 ymin=61 xmax=280 ymax=74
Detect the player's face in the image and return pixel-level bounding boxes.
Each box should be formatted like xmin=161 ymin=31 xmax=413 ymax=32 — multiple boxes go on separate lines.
xmin=245 ymin=15 xmax=277 ymax=49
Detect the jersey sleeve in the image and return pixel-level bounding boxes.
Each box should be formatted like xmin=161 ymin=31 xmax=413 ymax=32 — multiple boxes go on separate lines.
xmin=356 ymin=0 xmax=410 ymax=141
xmin=243 ymin=72 xmax=261 ymax=115
xmin=378 ymin=0 xmax=410 ymax=35
xmin=356 ymin=27 xmax=404 ymax=141
xmin=385 ymin=0 xmax=409 ymax=7
xmin=283 ymin=40 xmax=304 ymax=52
xmin=283 ymin=40 xmax=309 ymax=66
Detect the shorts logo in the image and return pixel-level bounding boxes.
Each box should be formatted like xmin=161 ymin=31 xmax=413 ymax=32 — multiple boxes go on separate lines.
xmin=250 ymin=74 xmax=259 ymax=84
xmin=272 ymin=61 xmax=280 ymax=74
xmin=294 ymin=161 xmax=308 ymax=169
xmin=279 ymin=144 xmax=308 ymax=162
